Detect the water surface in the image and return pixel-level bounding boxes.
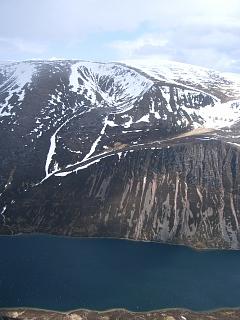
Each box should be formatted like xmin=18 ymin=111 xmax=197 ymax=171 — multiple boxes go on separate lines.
xmin=0 ymin=235 xmax=240 ymax=311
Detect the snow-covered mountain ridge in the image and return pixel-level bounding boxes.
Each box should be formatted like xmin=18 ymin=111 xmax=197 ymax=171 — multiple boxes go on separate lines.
xmin=123 ymin=59 xmax=240 ymax=102
xmin=1 ymin=59 xmax=240 ymax=249
xmin=1 ymin=58 xmax=240 ymax=184
xmin=1 ymin=59 xmax=240 ymax=129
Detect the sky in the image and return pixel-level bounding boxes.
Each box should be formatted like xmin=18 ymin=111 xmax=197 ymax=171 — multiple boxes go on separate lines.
xmin=0 ymin=0 xmax=240 ymax=72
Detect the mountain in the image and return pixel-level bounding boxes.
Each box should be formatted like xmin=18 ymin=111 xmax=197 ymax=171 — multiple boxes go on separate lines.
xmin=1 ymin=59 xmax=240 ymax=249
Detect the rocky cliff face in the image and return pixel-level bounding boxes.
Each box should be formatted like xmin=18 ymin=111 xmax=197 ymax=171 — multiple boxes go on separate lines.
xmin=1 ymin=59 xmax=240 ymax=249
xmin=2 ymin=139 xmax=240 ymax=249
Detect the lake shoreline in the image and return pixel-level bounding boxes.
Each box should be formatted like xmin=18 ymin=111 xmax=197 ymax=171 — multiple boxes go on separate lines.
xmin=0 ymin=231 xmax=236 ymax=252
xmin=1 ymin=307 xmax=240 ymax=320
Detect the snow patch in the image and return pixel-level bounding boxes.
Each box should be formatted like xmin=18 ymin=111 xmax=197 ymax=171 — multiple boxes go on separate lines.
xmin=0 ymin=62 xmax=35 ymax=117
xmin=136 ymin=114 xmax=150 ymax=123
xmin=69 ymin=61 xmax=153 ymax=112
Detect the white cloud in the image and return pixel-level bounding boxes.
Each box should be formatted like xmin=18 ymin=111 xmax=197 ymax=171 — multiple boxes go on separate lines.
xmin=0 ymin=0 xmax=162 ymax=40
xmin=0 ymin=0 xmax=240 ymax=71
xmin=107 ymin=0 xmax=240 ymax=72
xmin=1 ymin=0 xmax=240 ymax=40
xmin=110 ymin=34 xmax=168 ymax=58
xmin=0 ymin=37 xmax=46 ymax=54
